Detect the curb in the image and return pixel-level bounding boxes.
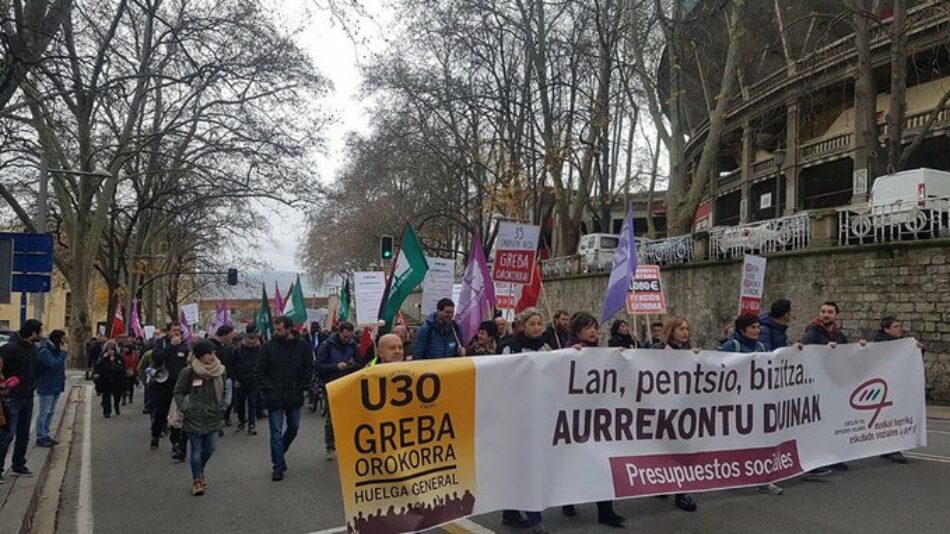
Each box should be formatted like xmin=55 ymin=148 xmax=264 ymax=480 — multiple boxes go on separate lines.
xmin=0 ymin=374 xmax=85 ymax=534
xmin=927 ymin=404 xmax=950 ymax=421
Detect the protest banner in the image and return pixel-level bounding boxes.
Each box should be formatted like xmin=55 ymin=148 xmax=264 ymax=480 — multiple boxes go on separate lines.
xmin=739 ymin=255 xmax=767 ymax=315
xmin=495 ymin=283 xmax=515 ymax=310
xmin=421 ymin=257 xmax=456 ymax=316
xmin=307 ymin=308 xmax=328 ymax=328
xmin=143 ymin=325 xmax=155 ymax=339
xmin=626 ymin=265 xmax=667 ymax=315
xmin=491 ymin=222 xmax=540 ymax=285
xmin=181 ymin=303 xmax=199 ymax=326
xmin=452 ymin=283 xmax=462 ymax=306
xmin=354 ymin=272 xmax=387 ymax=326
xmin=327 ymin=339 xmax=925 ymax=533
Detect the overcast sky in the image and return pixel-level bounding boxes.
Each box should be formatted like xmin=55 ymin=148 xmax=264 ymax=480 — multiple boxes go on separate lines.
xmin=256 ymin=1 xmax=391 ymax=273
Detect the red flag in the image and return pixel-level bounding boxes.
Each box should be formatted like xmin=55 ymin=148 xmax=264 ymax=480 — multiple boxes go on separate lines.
xmin=357 ymin=327 xmax=374 ymax=360
xmin=515 ymin=262 xmax=543 ymax=313
xmin=110 ymin=303 xmax=126 ymax=339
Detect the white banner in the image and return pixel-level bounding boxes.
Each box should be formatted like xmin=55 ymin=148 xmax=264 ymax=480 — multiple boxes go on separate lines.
xmin=452 ymin=283 xmax=462 ymax=306
xmin=739 ymin=254 xmax=767 ymax=315
xmin=181 ymin=303 xmax=199 ymax=326
xmin=306 ymin=308 xmax=328 ymax=328
xmin=143 ymin=325 xmax=156 ymax=339
xmin=328 ymin=339 xmax=926 ymax=533
xmin=354 ymin=272 xmax=387 ymax=326
xmin=421 ymin=257 xmax=456 ymax=316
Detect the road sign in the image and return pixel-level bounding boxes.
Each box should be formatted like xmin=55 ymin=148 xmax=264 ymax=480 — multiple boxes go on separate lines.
xmin=0 ymin=232 xmax=54 ymax=298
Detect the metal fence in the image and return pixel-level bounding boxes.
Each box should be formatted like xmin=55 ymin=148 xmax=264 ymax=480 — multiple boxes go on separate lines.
xmin=638 ymin=235 xmax=694 ymax=266
xmin=709 ymin=212 xmax=812 ymax=259
xmin=837 ymin=196 xmax=950 ymax=246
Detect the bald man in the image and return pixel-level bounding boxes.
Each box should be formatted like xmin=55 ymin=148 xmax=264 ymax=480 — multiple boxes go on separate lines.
xmin=369 ymin=334 xmax=405 ymax=366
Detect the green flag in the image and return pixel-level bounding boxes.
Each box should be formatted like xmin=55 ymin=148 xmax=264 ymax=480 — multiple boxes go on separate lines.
xmin=256 ymin=283 xmax=275 ymax=340
xmin=339 ymin=278 xmax=351 ymax=321
xmin=283 ymin=275 xmax=307 ymax=326
xmin=378 ymin=225 xmax=430 ymax=329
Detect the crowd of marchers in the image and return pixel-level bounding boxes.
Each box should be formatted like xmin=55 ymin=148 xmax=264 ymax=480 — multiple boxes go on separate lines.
xmin=0 ymin=297 xmax=923 ymax=531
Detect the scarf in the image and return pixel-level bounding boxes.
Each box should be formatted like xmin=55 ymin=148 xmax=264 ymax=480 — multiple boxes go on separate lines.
xmin=191 ymin=356 xmax=225 ymax=403
xmin=568 ymin=337 xmax=599 ymax=348
xmin=809 ymin=317 xmax=839 ymax=341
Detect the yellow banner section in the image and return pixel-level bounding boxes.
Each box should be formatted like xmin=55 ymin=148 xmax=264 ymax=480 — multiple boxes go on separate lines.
xmin=327 ymin=358 xmax=477 ymax=534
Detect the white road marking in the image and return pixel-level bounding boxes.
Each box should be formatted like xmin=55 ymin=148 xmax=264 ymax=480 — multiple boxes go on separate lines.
xmin=76 ymin=386 xmax=94 ymax=534
xmin=905 ymin=452 xmax=950 ymax=464
xmin=307 ymin=527 xmax=346 ymax=534
xmin=926 ymin=429 xmax=950 ymax=436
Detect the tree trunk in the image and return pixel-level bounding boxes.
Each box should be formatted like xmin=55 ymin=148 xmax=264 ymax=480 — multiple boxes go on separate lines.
xmin=885 ymin=0 xmax=907 ymax=173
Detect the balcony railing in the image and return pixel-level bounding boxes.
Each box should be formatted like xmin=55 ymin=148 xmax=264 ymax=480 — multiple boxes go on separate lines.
xmin=752 ymin=157 xmax=778 ymax=179
xmin=709 ymin=212 xmax=812 ymax=259
xmin=837 ymin=196 xmax=950 ymax=246
xmin=799 ymin=133 xmax=853 ymax=162
xmin=639 ymin=235 xmax=694 ymax=266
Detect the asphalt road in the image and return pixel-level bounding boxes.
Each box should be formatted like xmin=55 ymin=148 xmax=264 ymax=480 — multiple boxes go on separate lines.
xmin=45 ymin=382 xmax=950 ymax=534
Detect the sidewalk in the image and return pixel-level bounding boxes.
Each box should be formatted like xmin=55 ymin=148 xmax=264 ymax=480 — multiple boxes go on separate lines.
xmin=0 ymin=373 xmax=85 ymax=534
xmin=927 ymin=404 xmax=950 ymax=420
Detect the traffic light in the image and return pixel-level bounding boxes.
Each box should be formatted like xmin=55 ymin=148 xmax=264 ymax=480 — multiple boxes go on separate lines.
xmin=227 ymin=268 xmax=238 ymax=286
xmin=380 ymin=235 xmax=394 ymax=260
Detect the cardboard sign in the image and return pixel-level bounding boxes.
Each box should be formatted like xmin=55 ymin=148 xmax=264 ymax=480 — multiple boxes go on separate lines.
xmin=491 ymin=222 xmax=540 ymax=285
xmin=421 ymin=257 xmax=456 ymax=315
xmin=626 ymin=265 xmax=667 ymax=315
xmin=739 ymin=255 xmax=767 ymax=315
xmin=181 ymin=303 xmax=199 ymax=326
xmin=354 ymin=271 xmax=387 ymax=326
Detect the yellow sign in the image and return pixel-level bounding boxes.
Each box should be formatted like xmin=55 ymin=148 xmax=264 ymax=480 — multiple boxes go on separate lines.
xmin=328 ymin=358 xmax=477 ymax=533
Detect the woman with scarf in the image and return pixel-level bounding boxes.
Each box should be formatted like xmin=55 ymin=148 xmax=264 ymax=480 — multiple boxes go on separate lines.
xmin=173 ymin=340 xmax=227 ymax=496
xmin=95 ymin=341 xmax=126 ymax=418
xmin=498 ymin=308 xmax=550 ymax=533
xmin=560 ymin=312 xmax=627 ymax=528
xmin=467 ymin=321 xmax=499 ymax=356
xmin=648 ymin=316 xmax=701 ymax=512
xmin=719 ymin=313 xmax=783 ymax=495
xmin=607 ymin=319 xmax=640 ymax=349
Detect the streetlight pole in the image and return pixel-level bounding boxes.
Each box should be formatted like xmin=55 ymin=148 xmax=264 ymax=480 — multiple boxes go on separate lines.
xmin=32 ymin=157 xmax=49 ymax=322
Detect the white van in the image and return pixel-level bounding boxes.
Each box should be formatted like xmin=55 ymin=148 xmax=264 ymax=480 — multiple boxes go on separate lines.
xmin=578 ymin=233 xmax=619 ymax=272
xmin=870 ymin=168 xmax=950 ymax=214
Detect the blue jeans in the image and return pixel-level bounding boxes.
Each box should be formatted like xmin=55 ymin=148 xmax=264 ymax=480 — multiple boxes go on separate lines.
xmin=36 ymin=393 xmax=61 ymax=441
xmin=188 ymin=432 xmax=219 ymax=480
xmin=268 ymin=407 xmax=301 ymax=471
xmin=0 ymin=397 xmax=35 ymax=473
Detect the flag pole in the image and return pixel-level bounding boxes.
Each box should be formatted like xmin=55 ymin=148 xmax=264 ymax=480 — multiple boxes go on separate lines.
xmin=537 ymin=265 xmax=561 ymax=349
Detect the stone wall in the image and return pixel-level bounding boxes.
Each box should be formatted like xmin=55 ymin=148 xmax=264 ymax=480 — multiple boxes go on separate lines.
xmin=542 ymin=238 xmax=950 ymax=402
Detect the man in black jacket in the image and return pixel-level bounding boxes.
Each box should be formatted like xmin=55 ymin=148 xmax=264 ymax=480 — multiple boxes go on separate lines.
xmin=315 ymin=322 xmax=359 ymax=459
xmin=541 ymin=310 xmax=570 ymax=350
xmin=256 ymin=316 xmax=313 ymax=481
xmin=149 ymin=322 xmax=191 ymax=457
xmin=232 ymin=326 xmax=263 ymax=435
xmin=211 ymin=325 xmax=237 ymax=428
xmin=0 ymin=319 xmax=43 ymax=477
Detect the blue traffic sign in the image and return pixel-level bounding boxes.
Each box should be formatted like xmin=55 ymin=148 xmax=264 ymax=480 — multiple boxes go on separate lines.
xmin=0 ymin=232 xmax=55 ymax=296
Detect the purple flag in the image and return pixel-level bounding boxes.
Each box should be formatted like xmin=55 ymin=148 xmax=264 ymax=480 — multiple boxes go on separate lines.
xmin=129 ymin=298 xmax=145 ymax=339
xmin=601 ymin=204 xmax=638 ymax=323
xmin=456 ymin=232 xmax=497 ymax=345
xmin=180 ymin=310 xmax=192 ymax=341
xmin=209 ymin=300 xmax=230 ymax=334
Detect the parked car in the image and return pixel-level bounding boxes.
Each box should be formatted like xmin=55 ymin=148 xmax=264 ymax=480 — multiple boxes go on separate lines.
xmin=578 ymin=233 xmax=619 ymax=272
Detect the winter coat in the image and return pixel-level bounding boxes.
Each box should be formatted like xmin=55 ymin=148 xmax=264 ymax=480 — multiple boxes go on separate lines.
xmin=36 ymin=340 xmax=68 ymax=395
xmin=211 ymin=338 xmax=236 ymax=370
xmin=0 ymin=334 xmax=37 ymax=399
xmin=151 ymin=338 xmax=191 ymax=391
xmin=173 ymin=366 xmax=227 ymax=435
xmin=315 ymin=332 xmax=359 ymax=381
xmin=608 ymin=333 xmax=640 ymax=349
xmin=95 ymin=355 xmax=126 ymax=390
xmin=872 ymin=330 xmax=899 ymax=342
xmin=230 ymin=344 xmax=262 ymax=385
xmin=255 ymin=334 xmax=314 ymax=410
xmin=757 ymin=314 xmax=790 ymax=351
xmin=412 ymin=313 xmax=463 ymax=360
xmin=122 ymin=351 xmax=140 ymax=378
xmin=501 ymin=333 xmax=549 ymax=354
xmin=541 ymin=326 xmax=570 ymax=351
xmin=802 ymin=320 xmax=848 ymax=345
xmin=719 ymin=331 xmax=766 ymax=353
